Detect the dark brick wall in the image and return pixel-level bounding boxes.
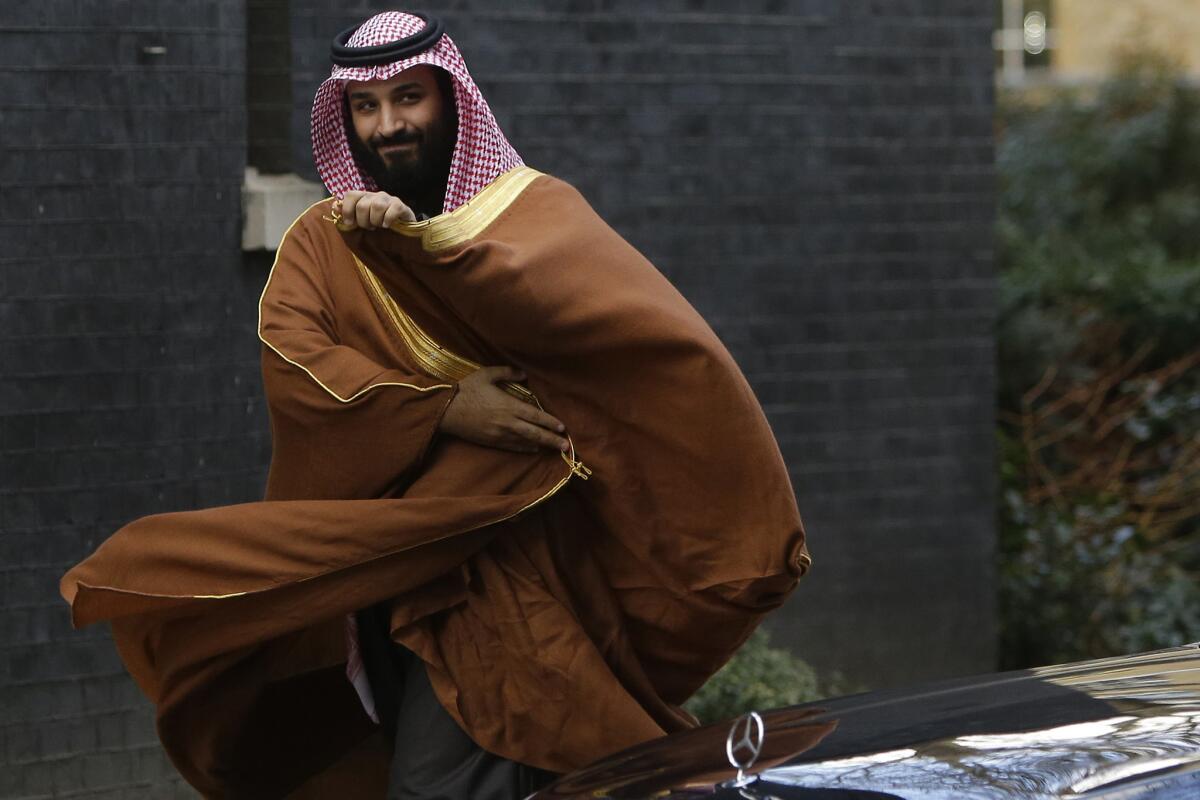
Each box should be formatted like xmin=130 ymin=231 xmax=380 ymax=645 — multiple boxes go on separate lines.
xmin=248 ymin=0 xmax=292 ymax=173
xmin=290 ymin=0 xmax=998 ymax=689
xmin=1 ymin=1 xmax=994 ymax=795
xmin=0 ymin=1 xmax=261 ymax=797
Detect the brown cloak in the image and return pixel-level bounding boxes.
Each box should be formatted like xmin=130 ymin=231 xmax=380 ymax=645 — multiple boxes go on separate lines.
xmin=61 ymin=167 xmax=809 ymax=799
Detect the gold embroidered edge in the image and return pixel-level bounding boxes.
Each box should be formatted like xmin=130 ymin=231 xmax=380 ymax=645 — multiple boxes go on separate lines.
xmin=68 ymin=468 xmax=570 ymax=607
xmin=354 ymin=258 xmax=478 ymax=383
xmin=257 ymin=199 xmax=452 ymax=403
xmin=348 ymin=165 xmax=544 ymax=252
xmin=75 ymin=193 xmax=587 ymax=607
xmin=351 ymin=256 xmax=592 ymax=482
xmin=71 ymin=449 xmax=578 ymax=608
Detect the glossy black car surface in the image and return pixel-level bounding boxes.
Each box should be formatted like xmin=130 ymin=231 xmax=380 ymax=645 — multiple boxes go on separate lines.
xmin=531 ymin=643 xmax=1200 ymax=799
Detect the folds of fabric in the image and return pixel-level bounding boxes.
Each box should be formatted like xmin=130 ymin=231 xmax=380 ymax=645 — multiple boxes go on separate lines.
xmin=345 ymin=170 xmax=810 ymax=769
xmin=60 ymin=169 xmax=808 ymax=798
xmin=347 ymin=170 xmax=810 ymax=598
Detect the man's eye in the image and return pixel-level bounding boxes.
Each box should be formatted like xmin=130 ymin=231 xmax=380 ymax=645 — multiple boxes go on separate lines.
xmin=356 ymin=102 xmax=376 ymax=112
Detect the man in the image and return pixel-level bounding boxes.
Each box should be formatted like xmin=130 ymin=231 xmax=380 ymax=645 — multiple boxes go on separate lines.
xmin=62 ymin=11 xmax=810 ymax=799
xmin=331 ymin=39 xmax=574 ymax=798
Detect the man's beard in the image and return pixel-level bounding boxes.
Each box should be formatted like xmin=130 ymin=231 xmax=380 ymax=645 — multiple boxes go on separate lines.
xmin=348 ymin=115 xmax=456 ymax=213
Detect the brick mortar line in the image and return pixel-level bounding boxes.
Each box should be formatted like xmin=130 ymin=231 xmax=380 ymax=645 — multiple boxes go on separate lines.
xmin=789 ymin=452 xmax=991 ymax=471
xmin=0 ymin=374 xmax=259 ymax=382
xmin=776 ymin=422 xmax=992 ymax=439
xmin=0 ymin=25 xmax=245 ymax=34
xmin=763 ymin=399 xmax=988 ymax=414
xmin=0 ymin=470 xmax=266 ymax=496
xmin=0 ymin=406 xmax=263 ymax=420
xmin=0 ymin=330 xmax=255 ymax=341
xmin=752 ymin=337 xmax=995 ymax=352
xmin=0 ymin=464 xmax=265 ymax=486
xmin=750 ymin=364 xmax=996 ymax=380
xmin=0 ymin=103 xmax=237 ymax=111
xmin=0 ymin=142 xmax=243 ymax=151
xmin=0 ymin=639 xmax=122 ymax=650
xmin=0 ymin=705 xmax=152 ymax=725
xmin=0 ymin=670 xmax=133 ymax=686
xmin=0 ymin=218 xmax=237 ymax=230
xmin=1 ymin=66 xmax=243 ymax=74
xmin=0 ymin=454 xmax=267 ymax=470
xmin=0 ymin=256 xmax=250 ymax=267
xmin=3 ymin=781 xmax=182 ymax=800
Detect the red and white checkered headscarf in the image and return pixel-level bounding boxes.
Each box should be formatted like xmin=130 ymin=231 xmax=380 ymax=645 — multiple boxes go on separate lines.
xmin=311 ymin=11 xmax=523 ymax=212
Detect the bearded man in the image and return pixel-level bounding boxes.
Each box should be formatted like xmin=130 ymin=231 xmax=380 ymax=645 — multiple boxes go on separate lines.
xmin=62 ymin=11 xmax=810 ymax=799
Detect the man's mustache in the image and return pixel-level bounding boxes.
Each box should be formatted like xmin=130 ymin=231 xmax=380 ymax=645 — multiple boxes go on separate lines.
xmin=371 ymin=130 xmax=423 ymax=150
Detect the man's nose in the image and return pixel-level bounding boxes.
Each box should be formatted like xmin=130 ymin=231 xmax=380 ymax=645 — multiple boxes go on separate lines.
xmin=378 ymin=106 xmax=406 ymax=138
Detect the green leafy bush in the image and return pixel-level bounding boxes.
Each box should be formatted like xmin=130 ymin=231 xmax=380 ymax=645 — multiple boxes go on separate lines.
xmin=996 ymin=54 xmax=1200 ymax=669
xmin=684 ymin=629 xmax=848 ymax=725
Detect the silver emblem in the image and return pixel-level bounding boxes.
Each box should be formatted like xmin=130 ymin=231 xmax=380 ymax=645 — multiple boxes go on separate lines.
xmin=725 ymin=710 xmax=765 ymax=785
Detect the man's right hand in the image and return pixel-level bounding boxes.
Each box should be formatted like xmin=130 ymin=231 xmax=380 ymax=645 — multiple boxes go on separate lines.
xmin=439 ymin=366 xmax=569 ymax=454
xmin=336 ymin=191 xmax=417 ymax=230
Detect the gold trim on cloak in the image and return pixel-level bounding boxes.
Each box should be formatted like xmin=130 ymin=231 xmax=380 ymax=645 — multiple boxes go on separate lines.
xmin=71 ymin=179 xmax=585 ymax=609
xmin=353 ymin=255 xmax=592 ymax=481
xmin=330 ymin=165 xmax=544 ymax=252
xmin=258 ymin=199 xmax=452 ymax=403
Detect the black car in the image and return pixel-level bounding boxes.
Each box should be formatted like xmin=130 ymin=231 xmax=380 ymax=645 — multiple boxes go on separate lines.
xmin=530 ymin=643 xmax=1200 ymax=799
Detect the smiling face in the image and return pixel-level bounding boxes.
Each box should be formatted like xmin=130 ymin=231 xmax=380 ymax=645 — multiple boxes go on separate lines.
xmin=344 ymin=65 xmax=458 ymax=213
